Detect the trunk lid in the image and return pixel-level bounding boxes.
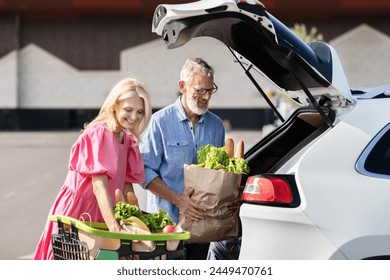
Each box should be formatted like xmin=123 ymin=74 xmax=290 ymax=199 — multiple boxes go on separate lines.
xmin=152 ymin=0 xmax=354 ymax=123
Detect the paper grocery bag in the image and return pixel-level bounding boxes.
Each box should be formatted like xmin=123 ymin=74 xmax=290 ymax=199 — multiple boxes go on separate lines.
xmin=180 ymin=164 xmax=242 ymax=243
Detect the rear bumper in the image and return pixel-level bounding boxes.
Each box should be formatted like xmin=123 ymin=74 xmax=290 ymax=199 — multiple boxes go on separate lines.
xmin=239 ymin=203 xmax=346 ymax=260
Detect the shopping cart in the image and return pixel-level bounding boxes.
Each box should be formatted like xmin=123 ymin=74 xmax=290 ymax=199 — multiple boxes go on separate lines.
xmin=50 ymin=215 xmax=190 ymax=260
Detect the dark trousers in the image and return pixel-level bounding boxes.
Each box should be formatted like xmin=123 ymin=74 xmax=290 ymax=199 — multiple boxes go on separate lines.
xmin=184 ymin=242 xmax=210 ymax=260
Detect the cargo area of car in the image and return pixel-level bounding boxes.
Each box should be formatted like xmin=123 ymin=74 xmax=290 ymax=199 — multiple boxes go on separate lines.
xmin=242 ymin=106 xmax=334 ymax=182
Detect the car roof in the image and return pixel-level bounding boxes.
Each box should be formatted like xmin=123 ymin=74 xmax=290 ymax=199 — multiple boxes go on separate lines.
xmin=152 ymin=0 xmax=354 ymax=109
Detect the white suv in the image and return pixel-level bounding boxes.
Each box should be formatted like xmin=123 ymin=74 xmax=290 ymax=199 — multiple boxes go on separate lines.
xmin=152 ymin=0 xmax=390 ymax=260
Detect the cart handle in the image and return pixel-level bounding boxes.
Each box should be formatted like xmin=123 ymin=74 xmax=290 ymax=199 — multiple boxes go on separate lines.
xmin=50 ymin=215 xmax=190 ymax=241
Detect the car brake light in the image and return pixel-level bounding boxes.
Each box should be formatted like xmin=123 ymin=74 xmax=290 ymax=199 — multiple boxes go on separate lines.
xmin=241 ymin=175 xmax=293 ymax=204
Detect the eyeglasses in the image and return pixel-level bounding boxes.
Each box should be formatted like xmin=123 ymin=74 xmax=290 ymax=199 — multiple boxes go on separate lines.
xmin=192 ymin=83 xmax=218 ymax=96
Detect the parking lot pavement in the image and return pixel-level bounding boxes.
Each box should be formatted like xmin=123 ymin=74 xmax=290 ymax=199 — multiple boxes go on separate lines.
xmin=0 ymin=129 xmax=262 ymax=259
xmin=0 ymin=131 xmax=81 ymax=260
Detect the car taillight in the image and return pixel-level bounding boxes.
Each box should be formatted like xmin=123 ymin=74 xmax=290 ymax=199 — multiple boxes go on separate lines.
xmin=241 ymin=175 xmax=293 ymax=204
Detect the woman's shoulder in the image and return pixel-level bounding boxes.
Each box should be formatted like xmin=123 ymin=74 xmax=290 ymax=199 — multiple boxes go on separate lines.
xmin=77 ymin=121 xmax=113 ymax=143
xmin=83 ymin=121 xmax=108 ymax=134
xmin=85 ymin=120 xmax=107 ymax=130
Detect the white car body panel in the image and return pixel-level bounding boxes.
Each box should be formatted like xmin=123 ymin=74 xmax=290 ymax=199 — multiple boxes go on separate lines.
xmin=239 ymin=99 xmax=390 ymax=259
xmin=296 ymin=100 xmax=390 ymax=257
xmin=152 ymin=0 xmax=267 ymax=35
xmin=239 ymin=204 xmax=345 ymax=259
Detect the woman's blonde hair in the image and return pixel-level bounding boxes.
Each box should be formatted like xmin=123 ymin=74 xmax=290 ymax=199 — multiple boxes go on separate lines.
xmin=85 ymin=78 xmax=152 ymax=142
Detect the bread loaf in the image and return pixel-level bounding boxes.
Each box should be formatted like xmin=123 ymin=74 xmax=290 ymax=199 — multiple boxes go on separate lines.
xmin=126 ymin=191 xmax=139 ymax=206
xmin=225 ymin=138 xmax=235 ymax=158
xmin=115 ymin=188 xmax=125 ymax=203
xmin=234 ymin=140 xmax=244 ymax=158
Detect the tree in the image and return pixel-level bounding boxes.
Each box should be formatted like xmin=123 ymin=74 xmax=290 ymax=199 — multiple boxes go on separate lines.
xmin=290 ymin=23 xmax=325 ymax=43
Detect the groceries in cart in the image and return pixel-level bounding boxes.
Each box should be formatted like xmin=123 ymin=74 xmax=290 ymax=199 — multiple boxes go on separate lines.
xmin=113 ymin=201 xmax=184 ymax=251
xmin=50 ymin=202 xmax=190 ymax=260
xmin=114 ymin=201 xmax=182 ymax=234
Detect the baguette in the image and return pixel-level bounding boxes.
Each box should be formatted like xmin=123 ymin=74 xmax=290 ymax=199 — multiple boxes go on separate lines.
xmin=225 ymin=138 xmax=235 ymax=158
xmin=115 ymin=188 xmax=125 ymax=203
xmin=126 ymin=191 xmax=139 ymax=206
xmin=234 ymin=140 xmax=244 ymax=158
xmin=124 ymin=216 xmax=150 ymax=232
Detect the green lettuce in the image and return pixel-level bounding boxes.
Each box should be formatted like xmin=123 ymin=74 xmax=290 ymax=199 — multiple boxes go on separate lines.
xmin=114 ymin=202 xmax=173 ymax=233
xmin=196 ymin=144 xmax=250 ymax=174
xmin=139 ymin=209 xmax=173 ymax=233
xmin=114 ymin=201 xmax=142 ymax=220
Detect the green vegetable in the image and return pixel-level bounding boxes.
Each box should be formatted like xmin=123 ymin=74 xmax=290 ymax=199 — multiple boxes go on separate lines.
xmin=226 ymin=157 xmax=250 ymax=174
xmin=197 ymin=144 xmax=229 ymax=170
xmin=139 ymin=209 xmax=173 ymax=233
xmin=113 ymin=202 xmax=173 ymax=233
xmin=196 ymin=144 xmax=250 ymax=174
xmin=114 ymin=201 xmax=142 ymax=220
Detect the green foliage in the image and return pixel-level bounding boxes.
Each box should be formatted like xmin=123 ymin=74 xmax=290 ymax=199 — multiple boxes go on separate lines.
xmin=291 ymin=23 xmax=325 ymax=43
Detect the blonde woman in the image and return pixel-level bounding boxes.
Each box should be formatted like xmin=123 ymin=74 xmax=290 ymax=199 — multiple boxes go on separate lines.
xmin=34 ymin=78 xmax=152 ymax=260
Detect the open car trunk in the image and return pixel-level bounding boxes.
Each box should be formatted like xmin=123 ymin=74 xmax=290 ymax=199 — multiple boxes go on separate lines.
xmin=241 ymin=106 xmax=334 ymax=184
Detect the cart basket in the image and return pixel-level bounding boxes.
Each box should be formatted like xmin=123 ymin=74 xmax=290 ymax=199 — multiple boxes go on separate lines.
xmin=50 ymin=215 xmax=190 ymax=260
xmin=51 ymin=217 xmax=90 ymax=260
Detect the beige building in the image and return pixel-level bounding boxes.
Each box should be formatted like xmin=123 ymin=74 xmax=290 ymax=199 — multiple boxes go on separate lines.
xmin=0 ymin=1 xmax=389 ymax=130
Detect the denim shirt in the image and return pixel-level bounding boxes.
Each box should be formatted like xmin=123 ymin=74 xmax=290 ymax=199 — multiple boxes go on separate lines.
xmin=140 ymin=97 xmax=225 ymax=223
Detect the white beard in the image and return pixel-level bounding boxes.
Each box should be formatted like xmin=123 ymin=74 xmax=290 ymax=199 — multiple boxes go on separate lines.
xmin=186 ymin=95 xmax=208 ymax=115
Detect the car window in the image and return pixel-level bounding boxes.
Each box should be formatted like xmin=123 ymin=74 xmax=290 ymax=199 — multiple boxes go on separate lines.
xmin=357 ymin=124 xmax=390 ymax=178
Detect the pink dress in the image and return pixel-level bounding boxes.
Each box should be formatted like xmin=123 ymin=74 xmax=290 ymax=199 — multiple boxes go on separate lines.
xmin=33 ymin=121 xmax=145 ymax=260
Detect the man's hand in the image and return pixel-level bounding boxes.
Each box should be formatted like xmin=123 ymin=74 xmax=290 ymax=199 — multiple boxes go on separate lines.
xmin=176 ymin=188 xmax=206 ymax=221
xmin=146 ymin=177 xmax=206 ymax=221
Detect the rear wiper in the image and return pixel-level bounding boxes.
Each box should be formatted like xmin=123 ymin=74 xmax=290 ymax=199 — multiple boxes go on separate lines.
xmin=228 ymin=47 xmax=285 ymax=123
